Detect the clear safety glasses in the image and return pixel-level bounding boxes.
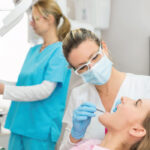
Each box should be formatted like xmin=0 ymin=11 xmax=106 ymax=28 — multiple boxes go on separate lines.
xmin=74 ymin=46 xmax=103 ymax=75
xmin=28 ymin=14 xmax=46 ymax=23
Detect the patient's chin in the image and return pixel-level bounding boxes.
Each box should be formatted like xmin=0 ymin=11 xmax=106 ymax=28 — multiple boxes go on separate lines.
xmin=98 ymin=112 xmax=111 ymax=127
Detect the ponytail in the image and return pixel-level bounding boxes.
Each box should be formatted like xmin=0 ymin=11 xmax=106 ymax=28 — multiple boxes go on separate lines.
xmin=34 ymin=0 xmax=71 ymax=41
xmin=58 ymin=15 xmax=71 ymax=41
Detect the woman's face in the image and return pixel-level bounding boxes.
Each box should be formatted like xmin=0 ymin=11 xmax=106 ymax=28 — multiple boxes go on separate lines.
xmin=99 ymin=97 xmax=150 ymax=131
xmin=30 ymin=7 xmax=50 ymax=36
xmin=68 ymin=40 xmax=102 ymax=70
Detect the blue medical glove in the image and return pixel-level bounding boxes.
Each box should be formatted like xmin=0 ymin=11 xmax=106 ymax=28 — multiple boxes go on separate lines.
xmin=113 ymin=99 xmax=121 ymax=112
xmin=71 ymin=102 xmax=96 ymax=140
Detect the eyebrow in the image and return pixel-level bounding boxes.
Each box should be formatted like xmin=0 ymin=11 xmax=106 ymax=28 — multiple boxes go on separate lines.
xmin=135 ymin=99 xmax=142 ymax=106
xmin=76 ymin=49 xmax=99 ymax=68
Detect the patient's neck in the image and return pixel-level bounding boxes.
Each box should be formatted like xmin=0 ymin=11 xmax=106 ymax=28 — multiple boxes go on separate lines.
xmin=100 ymin=132 xmax=131 ymax=150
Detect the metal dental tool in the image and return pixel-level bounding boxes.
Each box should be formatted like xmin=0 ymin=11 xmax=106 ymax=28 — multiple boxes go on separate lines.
xmin=96 ymin=108 xmax=105 ymax=113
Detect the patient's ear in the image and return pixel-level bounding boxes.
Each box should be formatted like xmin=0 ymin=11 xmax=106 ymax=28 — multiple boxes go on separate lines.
xmin=129 ymin=124 xmax=146 ymax=138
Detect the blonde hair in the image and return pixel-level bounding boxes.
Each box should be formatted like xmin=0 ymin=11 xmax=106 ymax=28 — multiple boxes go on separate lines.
xmin=130 ymin=111 xmax=150 ymax=150
xmin=63 ymin=28 xmax=100 ymax=62
xmin=34 ymin=0 xmax=71 ymax=41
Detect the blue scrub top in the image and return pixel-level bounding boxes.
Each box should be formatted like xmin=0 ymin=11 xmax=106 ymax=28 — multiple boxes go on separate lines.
xmin=5 ymin=42 xmax=71 ymax=142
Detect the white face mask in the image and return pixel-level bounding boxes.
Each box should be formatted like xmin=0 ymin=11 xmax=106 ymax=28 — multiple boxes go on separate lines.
xmin=80 ymin=55 xmax=113 ymax=85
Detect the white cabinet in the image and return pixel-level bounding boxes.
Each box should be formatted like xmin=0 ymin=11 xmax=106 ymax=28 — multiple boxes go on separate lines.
xmin=0 ymin=134 xmax=9 ymax=149
xmin=74 ymin=0 xmax=111 ymax=29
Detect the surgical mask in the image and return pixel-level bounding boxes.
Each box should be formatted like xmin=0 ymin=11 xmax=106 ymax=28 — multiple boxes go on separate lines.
xmin=80 ymin=55 xmax=113 ymax=85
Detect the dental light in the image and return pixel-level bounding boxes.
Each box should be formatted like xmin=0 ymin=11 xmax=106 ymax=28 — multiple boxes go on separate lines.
xmin=0 ymin=0 xmax=38 ymax=36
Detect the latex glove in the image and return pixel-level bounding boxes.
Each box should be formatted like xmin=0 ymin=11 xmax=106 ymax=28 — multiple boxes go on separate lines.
xmin=113 ymin=99 xmax=121 ymax=112
xmin=71 ymin=102 xmax=96 ymax=139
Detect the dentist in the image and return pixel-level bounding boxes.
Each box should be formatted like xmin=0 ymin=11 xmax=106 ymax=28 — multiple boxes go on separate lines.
xmin=60 ymin=28 xmax=150 ymax=149
xmin=0 ymin=0 xmax=71 ymax=150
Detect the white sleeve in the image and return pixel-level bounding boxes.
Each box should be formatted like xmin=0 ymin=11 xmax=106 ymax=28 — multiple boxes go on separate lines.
xmin=59 ymin=89 xmax=83 ymax=150
xmin=0 ymin=80 xmax=16 ymax=86
xmin=3 ymin=80 xmax=56 ymax=101
xmin=59 ymin=125 xmax=77 ymax=150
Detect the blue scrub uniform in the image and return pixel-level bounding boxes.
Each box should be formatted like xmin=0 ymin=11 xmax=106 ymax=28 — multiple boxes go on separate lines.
xmin=5 ymin=42 xmax=71 ymax=150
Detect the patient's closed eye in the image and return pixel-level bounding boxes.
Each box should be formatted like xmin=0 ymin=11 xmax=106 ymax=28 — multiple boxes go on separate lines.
xmin=135 ymin=99 xmax=142 ymax=107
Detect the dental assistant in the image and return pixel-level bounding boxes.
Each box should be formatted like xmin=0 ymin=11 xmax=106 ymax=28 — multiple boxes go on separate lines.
xmin=0 ymin=0 xmax=71 ymax=150
xmin=60 ymin=28 xmax=150 ymax=150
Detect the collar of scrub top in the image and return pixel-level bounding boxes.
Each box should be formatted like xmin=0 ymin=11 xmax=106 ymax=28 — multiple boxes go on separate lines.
xmin=97 ymin=98 xmax=122 ymax=113
xmin=0 ymin=0 xmax=38 ymax=36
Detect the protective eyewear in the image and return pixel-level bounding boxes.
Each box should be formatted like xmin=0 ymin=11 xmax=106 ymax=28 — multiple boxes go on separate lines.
xmin=74 ymin=46 xmax=103 ymax=75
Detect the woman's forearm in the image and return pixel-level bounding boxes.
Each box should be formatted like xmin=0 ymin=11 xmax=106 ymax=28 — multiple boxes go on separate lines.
xmin=70 ymin=134 xmax=82 ymax=143
xmin=59 ymin=127 xmax=82 ymax=150
xmin=0 ymin=80 xmax=16 ymax=86
xmin=2 ymin=80 xmax=56 ymax=101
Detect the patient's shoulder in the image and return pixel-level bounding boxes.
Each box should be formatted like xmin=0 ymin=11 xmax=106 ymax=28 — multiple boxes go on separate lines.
xmin=71 ymin=139 xmax=100 ymax=150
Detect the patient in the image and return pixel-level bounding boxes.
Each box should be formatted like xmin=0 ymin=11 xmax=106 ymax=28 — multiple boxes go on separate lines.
xmin=71 ymin=97 xmax=150 ymax=150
